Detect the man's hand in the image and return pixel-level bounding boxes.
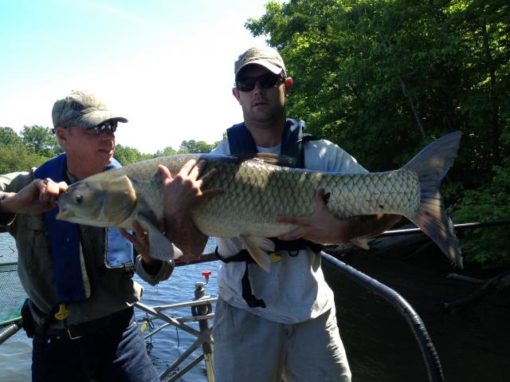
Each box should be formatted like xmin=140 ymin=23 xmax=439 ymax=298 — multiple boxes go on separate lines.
xmin=276 ymin=188 xmax=352 ymax=244
xmin=276 ymin=188 xmax=402 ymax=245
xmin=160 ymin=159 xmax=222 ymax=260
xmin=120 ymin=220 xmax=155 ymax=264
xmin=1 ymin=178 xmax=68 ymax=215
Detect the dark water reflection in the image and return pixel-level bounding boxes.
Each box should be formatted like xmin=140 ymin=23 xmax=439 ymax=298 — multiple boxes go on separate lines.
xmin=324 ymin=245 xmax=510 ymax=382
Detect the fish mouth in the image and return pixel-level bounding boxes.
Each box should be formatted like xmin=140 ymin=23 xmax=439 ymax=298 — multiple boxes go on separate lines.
xmin=55 ymin=207 xmax=73 ymax=221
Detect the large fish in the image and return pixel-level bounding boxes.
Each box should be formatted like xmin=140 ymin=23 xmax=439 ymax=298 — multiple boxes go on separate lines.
xmin=57 ymin=131 xmax=463 ymax=270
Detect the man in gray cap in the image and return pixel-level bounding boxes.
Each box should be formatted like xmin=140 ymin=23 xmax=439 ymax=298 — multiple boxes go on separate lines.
xmin=208 ymin=46 xmax=399 ymax=382
xmin=0 ymin=90 xmax=211 ymax=381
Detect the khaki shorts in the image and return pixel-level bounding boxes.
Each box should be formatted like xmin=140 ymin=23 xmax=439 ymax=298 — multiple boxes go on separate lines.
xmin=212 ymin=298 xmax=351 ymax=382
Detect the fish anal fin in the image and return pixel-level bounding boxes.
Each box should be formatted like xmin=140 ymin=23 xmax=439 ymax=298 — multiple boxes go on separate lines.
xmin=240 ymin=235 xmax=274 ymax=272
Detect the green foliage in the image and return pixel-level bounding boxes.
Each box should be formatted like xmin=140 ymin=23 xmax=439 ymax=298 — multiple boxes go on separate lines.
xmin=114 ymin=145 xmax=153 ymax=165
xmin=154 ymin=146 xmax=178 ymax=157
xmin=178 ymin=140 xmax=215 ymax=153
xmin=21 ymin=125 xmax=61 ymax=158
xmin=0 ymin=126 xmax=51 ymax=173
xmin=0 ymin=127 xmax=22 ymax=146
xmin=0 ymin=144 xmax=48 ymax=174
xmin=452 ymin=160 xmax=510 ymax=267
xmin=247 ymin=0 xmax=509 ymax=169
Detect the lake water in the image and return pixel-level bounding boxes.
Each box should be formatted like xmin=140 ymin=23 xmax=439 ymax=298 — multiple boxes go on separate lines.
xmin=0 ymin=232 xmax=220 ymax=382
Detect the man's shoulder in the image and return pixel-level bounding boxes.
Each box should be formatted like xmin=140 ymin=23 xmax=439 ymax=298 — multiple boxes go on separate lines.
xmin=303 ymin=137 xmax=343 ymax=156
xmin=304 ymin=139 xmax=367 ymax=173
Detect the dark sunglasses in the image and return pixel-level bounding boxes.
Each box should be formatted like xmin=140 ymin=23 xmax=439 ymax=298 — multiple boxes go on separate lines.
xmin=85 ymin=120 xmax=118 ymax=135
xmin=236 ymin=72 xmax=284 ymax=92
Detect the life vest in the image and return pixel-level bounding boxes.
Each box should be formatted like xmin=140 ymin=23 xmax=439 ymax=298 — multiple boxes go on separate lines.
xmin=34 ymin=154 xmax=134 ymax=304
xmin=220 ymin=118 xmax=322 ymax=308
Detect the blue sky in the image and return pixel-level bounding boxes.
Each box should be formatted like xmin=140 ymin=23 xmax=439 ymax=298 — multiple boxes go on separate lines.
xmin=0 ymin=0 xmax=271 ymax=153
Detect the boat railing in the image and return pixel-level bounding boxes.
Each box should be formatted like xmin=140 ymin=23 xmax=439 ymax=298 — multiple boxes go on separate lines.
xmin=134 ymin=270 xmax=216 ymax=382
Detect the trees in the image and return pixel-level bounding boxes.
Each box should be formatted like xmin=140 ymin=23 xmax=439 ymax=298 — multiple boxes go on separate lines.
xmin=21 ymin=125 xmax=61 ymax=158
xmin=0 ymin=127 xmax=49 ymax=173
xmin=247 ymin=0 xmax=508 ymax=170
xmin=179 ymin=140 xmax=215 ymax=154
xmin=114 ymin=145 xmax=153 ymax=165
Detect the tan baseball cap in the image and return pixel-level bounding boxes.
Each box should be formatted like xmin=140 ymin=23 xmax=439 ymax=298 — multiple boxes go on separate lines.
xmin=234 ymin=46 xmax=287 ymax=80
xmin=52 ymin=90 xmax=128 ymax=129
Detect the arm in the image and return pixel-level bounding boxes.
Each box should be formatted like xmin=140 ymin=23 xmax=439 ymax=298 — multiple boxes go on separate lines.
xmin=276 ymin=188 xmax=401 ymax=245
xmin=160 ymin=160 xmax=222 ymax=261
xmin=0 ymin=174 xmax=67 ymax=216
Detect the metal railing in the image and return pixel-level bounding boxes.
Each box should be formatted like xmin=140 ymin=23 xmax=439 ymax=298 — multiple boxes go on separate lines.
xmin=135 ymin=271 xmax=216 ymax=382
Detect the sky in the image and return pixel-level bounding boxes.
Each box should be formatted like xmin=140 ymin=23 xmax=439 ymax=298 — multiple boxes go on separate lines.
xmin=0 ymin=0 xmax=271 ymax=153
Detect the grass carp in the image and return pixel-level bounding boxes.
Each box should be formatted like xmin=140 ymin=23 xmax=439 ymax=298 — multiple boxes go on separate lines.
xmin=57 ymin=131 xmax=463 ymax=270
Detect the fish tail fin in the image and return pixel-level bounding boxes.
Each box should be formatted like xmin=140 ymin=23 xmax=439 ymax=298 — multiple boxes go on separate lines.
xmin=403 ymin=131 xmax=463 ymax=268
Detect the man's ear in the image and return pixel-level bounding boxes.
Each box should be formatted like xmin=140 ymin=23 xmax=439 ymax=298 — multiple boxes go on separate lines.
xmin=284 ymin=77 xmax=294 ymax=95
xmin=54 ymin=127 xmax=68 ymax=147
xmin=232 ymin=87 xmax=241 ymax=102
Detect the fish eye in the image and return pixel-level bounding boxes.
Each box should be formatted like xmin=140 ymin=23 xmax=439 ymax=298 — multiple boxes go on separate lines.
xmin=75 ymin=194 xmax=84 ymax=204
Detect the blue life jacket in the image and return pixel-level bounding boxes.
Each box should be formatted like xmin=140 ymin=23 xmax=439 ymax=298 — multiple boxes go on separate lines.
xmin=34 ymin=154 xmax=134 ymax=304
xmin=221 ymin=118 xmax=322 ymax=308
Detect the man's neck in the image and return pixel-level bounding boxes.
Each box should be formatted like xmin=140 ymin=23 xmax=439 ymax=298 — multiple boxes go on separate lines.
xmin=66 ymin=157 xmax=103 ymax=180
xmin=245 ymin=117 xmax=286 ymax=148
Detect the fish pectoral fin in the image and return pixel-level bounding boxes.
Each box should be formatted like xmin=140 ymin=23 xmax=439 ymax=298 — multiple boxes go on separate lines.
xmin=136 ymin=216 xmax=178 ymax=261
xmin=240 ymin=236 xmax=273 ymax=272
xmin=350 ymin=238 xmax=370 ymax=250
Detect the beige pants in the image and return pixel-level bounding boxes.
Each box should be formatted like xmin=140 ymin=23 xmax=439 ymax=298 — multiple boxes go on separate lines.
xmin=212 ymin=298 xmax=352 ymax=382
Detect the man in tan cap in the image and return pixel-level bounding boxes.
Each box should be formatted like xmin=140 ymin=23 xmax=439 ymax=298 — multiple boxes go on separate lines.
xmin=0 ymin=90 xmax=211 ymax=381
xmin=208 ymin=46 xmax=399 ymax=382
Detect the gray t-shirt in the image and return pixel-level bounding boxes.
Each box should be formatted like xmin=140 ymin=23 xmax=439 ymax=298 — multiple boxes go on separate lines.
xmin=212 ymin=138 xmax=367 ymax=324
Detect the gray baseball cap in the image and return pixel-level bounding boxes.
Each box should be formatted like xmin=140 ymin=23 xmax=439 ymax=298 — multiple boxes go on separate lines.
xmin=234 ymin=46 xmax=287 ymax=80
xmin=52 ymin=90 xmax=128 ymax=129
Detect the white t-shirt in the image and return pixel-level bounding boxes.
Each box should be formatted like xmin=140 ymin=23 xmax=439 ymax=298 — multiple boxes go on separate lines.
xmin=212 ymin=138 xmax=367 ymax=324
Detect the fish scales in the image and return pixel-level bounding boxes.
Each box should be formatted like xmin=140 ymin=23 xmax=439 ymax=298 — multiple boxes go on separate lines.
xmin=193 ymin=161 xmax=421 ymax=238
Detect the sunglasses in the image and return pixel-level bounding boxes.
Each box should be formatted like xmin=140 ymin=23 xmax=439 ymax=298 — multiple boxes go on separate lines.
xmin=236 ymin=72 xmax=284 ymax=92
xmin=85 ymin=120 xmax=118 ymax=135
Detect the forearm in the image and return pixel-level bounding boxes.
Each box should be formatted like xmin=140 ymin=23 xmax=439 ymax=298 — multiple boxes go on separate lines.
xmin=343 ymin=214 xmax=402 ymax=241
xmin=0 ymin=172 xmax=28 ymax=226
xmin=0 ymin=192 xmax=16 ymax=229
xmin=165 ymin=216 xmax=208 ymax=257
xmin=0 ymin=191 xmax=22 ymax=214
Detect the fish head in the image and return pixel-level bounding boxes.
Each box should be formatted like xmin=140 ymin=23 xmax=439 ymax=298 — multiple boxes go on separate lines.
xmin=57 ymin=174 xmax=137 ymax=227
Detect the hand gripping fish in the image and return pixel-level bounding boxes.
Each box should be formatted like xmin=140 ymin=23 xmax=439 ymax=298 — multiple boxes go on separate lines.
xmin=57 ymin=131 xmax=463 ymax=270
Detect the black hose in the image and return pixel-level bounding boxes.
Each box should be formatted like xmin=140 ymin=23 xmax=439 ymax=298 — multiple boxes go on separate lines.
xmin=321 ymin=251 xmax=445 ymax=382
